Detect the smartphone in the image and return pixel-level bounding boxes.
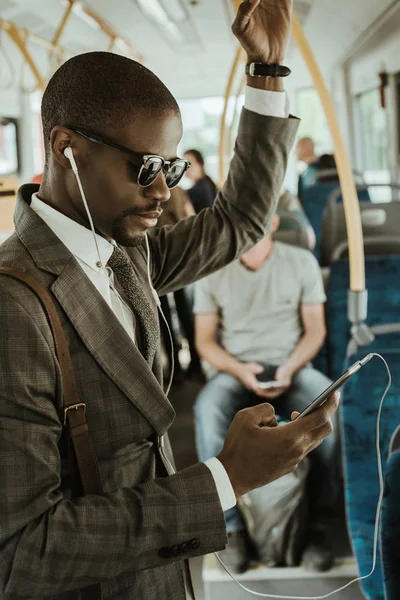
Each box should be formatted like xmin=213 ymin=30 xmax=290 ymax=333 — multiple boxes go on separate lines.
xmin=294 ymin=354 xmax=373 ymax=420
xmin=256 ymin=366 xmax=283 ymax=389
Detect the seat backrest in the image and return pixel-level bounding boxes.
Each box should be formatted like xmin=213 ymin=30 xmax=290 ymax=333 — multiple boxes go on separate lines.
xmin=341 ymin=325 xmax=400 ymax=600
xmin=321 ymin=201 xmax=400 ymax=266
xmin=326 ymin=256 xmax=400 ymax=379
xmin=273 ymin=210 xmax=310 ymax=250
xmin=299 ymin=183 xmax=340 ymax=261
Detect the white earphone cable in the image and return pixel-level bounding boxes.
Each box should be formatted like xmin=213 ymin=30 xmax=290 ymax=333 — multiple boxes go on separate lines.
xmin=66 ymin=150 xmax=392 ymax=599
xmin=214 ymin=353 xmax=391 ymax=599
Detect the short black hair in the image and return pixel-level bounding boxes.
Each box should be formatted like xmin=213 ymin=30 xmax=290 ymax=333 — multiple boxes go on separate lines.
xmin=41 ymin=51 xmax=180 ymax=158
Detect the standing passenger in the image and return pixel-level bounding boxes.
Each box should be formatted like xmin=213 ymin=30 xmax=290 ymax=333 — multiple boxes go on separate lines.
xmin=0 ymin=2 xmax=338 ymax=599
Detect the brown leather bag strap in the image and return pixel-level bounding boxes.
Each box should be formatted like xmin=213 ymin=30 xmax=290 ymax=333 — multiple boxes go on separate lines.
xmin=0 ymin=268 xmax=103 ymax=600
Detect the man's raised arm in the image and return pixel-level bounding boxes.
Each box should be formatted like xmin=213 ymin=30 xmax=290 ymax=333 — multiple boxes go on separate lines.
xmin=146 ymin=0 xmax=298 ymax=296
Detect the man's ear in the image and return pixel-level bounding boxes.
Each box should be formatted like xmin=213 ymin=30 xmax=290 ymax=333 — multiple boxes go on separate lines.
xmin=49 ymin=126 xmax=75 ymax=169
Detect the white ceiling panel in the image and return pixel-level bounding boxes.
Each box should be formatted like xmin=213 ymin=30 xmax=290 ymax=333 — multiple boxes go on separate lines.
xmin=0 ymin=0 xmax=396 ymax=102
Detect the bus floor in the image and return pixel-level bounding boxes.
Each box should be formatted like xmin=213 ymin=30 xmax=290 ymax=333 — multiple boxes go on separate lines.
xmin=168 ymin=379 xmax=365 ymax=600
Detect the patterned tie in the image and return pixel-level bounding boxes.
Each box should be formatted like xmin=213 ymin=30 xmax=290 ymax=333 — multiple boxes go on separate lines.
xmin=107 ymin=245 xmax=159 ymax=365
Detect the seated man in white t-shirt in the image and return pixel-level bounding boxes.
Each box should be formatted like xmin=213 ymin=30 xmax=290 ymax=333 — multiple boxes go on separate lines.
xmin=194 ymin=215 xmax=339 ymax=574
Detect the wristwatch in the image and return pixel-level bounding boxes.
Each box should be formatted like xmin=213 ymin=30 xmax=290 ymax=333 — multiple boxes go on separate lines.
xmin=245 ymin=63 xmax=291 ymax=78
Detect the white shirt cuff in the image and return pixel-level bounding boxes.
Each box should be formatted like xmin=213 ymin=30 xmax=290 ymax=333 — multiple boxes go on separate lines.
xmin=244 ymin=85 xmax=289 ymax=118
xmin=204 ymin=457 xmax=237 ymax=512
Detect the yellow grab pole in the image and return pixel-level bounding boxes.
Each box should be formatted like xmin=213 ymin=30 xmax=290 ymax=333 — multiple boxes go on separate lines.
xmin=219 ymin=45 xmax=244 ymax=187
xmin=108 ymin=36 xmax=116 ymax=52
xmin=52 ymin=0 xmax=75 ymax=47
xmin=5 ymin=22 xmax=46 ymax=92
xmin=292 ymin=13 xmax=365 ymax=292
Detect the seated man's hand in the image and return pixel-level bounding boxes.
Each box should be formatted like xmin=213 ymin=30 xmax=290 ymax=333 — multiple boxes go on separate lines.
xmin=218 ymin=392 xmax=339 ymax=500
xmin=259 ymin=364 xmax=292 ymax=399
xmin=236 ymin=362 xmax=286 ymax=399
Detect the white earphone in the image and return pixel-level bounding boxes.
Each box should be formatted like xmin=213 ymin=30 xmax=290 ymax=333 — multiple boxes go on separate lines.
xmin=63 ymin=146 xmax=78 ymax=174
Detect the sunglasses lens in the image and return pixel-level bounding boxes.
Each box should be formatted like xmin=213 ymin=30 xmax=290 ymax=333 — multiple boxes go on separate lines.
xmin=139 ymin=157 xmax=164 ymax=186
xmin=165 ymin=160 xmax=188 ymax=189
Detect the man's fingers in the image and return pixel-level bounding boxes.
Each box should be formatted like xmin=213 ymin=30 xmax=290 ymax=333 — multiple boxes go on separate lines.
xmin=292 ymin=392 xmax=340 ymax=433
xmin=235 ymin=0 xmax=261 ymax=28
xmin=238 ymin=402 xmax=278 ymax=428
xmin=291 ymin=411 xmax=300 ymax=421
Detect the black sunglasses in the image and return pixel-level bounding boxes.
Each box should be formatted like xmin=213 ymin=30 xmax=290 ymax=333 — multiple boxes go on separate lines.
xmin=70 ymin=128 xmax=191 ymax=189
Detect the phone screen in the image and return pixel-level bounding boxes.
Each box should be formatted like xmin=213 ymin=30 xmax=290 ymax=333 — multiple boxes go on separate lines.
xmin=294 ymin=360 xmax=363 ymax=420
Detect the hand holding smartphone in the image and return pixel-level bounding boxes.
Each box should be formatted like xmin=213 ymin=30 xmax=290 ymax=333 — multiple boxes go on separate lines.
xmin=294 ymin=354 xmax=373 ymax=420
xmin=255 ymin=365 xmax=285 ymax=389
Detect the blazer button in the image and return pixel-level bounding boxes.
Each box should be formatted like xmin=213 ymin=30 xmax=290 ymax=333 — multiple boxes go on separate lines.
xmin=158 ymin=547 xmax=172 ymax=559
xmin=171 ymin=544 xmax=181 ymax=557
xmin=189 ymin=538 xmax=200 ymax=550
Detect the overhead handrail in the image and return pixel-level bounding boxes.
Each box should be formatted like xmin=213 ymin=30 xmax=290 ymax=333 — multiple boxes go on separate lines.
xmin=0 ymin=4 xmax=144 ymax=94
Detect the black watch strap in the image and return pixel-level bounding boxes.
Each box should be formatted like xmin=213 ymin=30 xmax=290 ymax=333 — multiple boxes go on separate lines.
xmin=245 ymin=63 xmax=291 ymax=78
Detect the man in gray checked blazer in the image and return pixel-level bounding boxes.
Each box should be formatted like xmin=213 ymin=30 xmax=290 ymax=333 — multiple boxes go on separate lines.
xmin=0 ymin=1 xmax=339 ymax=599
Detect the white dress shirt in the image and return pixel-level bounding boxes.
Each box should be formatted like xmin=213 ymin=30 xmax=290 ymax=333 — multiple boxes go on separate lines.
xmin=30 ymin=85 xmax=288 ymax=515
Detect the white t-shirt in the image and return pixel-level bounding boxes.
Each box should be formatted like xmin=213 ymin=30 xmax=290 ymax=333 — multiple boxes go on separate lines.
xmin=194 ymin=242 xmax=326 ymax=367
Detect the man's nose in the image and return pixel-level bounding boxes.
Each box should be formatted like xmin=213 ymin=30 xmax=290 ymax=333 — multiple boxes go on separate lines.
xmin=143 ymin=171 xmax=171 ymax=204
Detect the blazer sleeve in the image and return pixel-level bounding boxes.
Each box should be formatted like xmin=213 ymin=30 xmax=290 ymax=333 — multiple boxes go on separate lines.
xmin=147 ymin=109 xmax=299 ymax=296
xmin=0 ymin=289 xmax=227 ymax=598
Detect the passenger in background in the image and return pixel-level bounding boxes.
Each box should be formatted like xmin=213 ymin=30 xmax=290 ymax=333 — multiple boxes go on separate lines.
xmin=296 ymin=137 xmax=319 ymax=197
xmin=278 ymin=187 xmax=316 ymax=250
xmin=194 ymin=214 xmax=339 ymax=574
xmin=157 ymin=186 xmax=203 ymax=383
xmin=183 ymin=149 xmax=218 ymax=213
xmin=296 ymin=137 xmax=337 ymax=199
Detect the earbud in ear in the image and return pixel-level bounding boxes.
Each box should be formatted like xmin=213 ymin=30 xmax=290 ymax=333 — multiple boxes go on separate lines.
xmin=63 ymin=146 xmax=78 ymax=173
xmin=63 ymin=146 xmax=73 ymax=160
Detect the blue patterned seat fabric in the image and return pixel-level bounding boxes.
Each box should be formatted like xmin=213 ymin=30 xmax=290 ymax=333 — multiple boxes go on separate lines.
xmin=300 ymin=183 xmax=340 ymax=262
xmin=301 ymin=185 xmax=371 ymax=263
xmin=341 ymin=345 xmax=400 ymax=600
xmin=327 ymin=256 xmax=400 ymax=380
xmin=381 ymin=426 xmax=400 ymax=600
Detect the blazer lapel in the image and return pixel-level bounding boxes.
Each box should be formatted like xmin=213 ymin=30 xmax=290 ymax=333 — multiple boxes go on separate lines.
xmin=14 ymin=185 xmax=175 ymax=436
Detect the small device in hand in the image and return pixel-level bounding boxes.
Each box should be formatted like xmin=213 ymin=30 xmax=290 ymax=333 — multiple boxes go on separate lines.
xmin=294 ymin=354 xmax=374 ymax=420
xmin=256 ymin=365 xmax=284 ymax=389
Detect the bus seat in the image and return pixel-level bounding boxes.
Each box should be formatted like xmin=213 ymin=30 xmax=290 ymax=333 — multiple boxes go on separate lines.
xmin=272 ymin=211 xmax=310 ymax=249
xmin=341 ymin=327 xmax=400 ymax=600
xmin=321 ymin=201 xmax=400 ymax=266
xmin=299 ymin=182 xmax=340 ymax=261
xmin=327 ymin=256 xmax=400 ymax=380
xmin=381 ymin=425 xmax=400 ymax=600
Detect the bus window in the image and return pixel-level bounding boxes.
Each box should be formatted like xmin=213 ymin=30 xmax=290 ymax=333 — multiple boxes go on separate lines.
xmin=0 ymin=118 xmax=19 ymax=176
xmin=357 ymin=88 xmax=390 ymax=202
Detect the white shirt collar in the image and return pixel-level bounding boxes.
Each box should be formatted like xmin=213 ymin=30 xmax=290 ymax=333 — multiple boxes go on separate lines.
xmin=31 ymin=193 xmax=115 ymax=272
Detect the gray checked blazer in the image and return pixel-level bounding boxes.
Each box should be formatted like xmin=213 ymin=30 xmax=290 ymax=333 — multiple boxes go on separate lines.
xmin=0 ymin=109 xmax=298 ymax=600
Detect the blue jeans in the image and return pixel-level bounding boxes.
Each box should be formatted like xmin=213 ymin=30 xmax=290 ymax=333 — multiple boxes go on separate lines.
xmin=194 ymin=366 xmax=340 ymax=533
